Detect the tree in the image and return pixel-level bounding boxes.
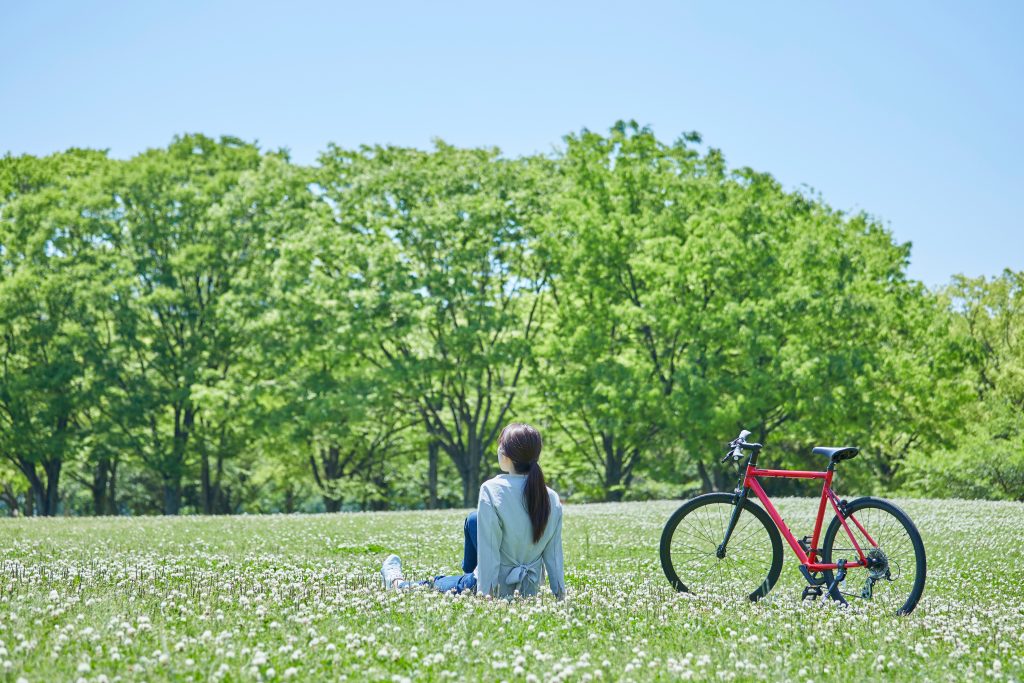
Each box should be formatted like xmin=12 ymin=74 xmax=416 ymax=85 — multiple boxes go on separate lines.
xmin=538 ymin=123 xmax=692 ymax=500
xmin=541 ymin=121 xmax=942 ymax=498
xmin=317 ymin=143 xmax=554 ymax=506
xmin=0 ymin=150 xmax=113 ymax=515
xmin=905 ymin=271 xmax=1024 ymax=500
xmin=94 ymin=135 xmax=283 ymax=514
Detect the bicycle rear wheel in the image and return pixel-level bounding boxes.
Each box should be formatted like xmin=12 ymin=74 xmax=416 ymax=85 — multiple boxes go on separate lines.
xmin=660 ymin=493 xmax=783 ymax=601
xmin=820 ymin=497 xmax=926 ymax=615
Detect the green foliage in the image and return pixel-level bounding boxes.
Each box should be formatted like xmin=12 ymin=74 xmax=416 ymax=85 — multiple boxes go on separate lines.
xmin=94 ymin=136 xmax=285 ymax=514
xmin=0 ymin=149 xmax=114 ymax=515
xmin=0 ymin=124 xmax=1011 ymax=514
xmin=314 ymin=143 xmax=556 ymax=506
xmin=539 ymin=121 xmax=959 ymax=499
xmin=904 ymin=271 xmax=1024 ymax=500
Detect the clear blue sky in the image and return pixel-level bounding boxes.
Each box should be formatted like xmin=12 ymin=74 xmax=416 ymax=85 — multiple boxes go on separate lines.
xmin=2 ymin=1 xmax=1021 ymax=286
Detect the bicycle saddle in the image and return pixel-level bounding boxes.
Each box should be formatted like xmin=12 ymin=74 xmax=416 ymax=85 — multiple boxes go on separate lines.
xmin=811 ymin=446 xmax=859 ymax=460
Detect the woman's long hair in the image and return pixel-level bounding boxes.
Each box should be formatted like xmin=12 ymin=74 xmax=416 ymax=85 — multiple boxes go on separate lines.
xmin=499 ymin=423 xmax=550 ymax=543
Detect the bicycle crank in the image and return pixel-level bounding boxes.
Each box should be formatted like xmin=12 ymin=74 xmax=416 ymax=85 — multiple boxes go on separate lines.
xmin=824 ymin=559 xmax=849 ymax=606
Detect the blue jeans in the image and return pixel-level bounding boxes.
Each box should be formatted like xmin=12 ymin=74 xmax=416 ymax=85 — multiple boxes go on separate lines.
xmin=429 ymin=511 xmax=478 ymax=594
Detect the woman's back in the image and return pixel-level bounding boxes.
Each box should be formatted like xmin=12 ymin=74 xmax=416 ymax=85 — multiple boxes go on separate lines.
xmin=378 ymin=422 xmax=564 ymax=598
xmin=476 ymin=473 xmax=565 ymax=598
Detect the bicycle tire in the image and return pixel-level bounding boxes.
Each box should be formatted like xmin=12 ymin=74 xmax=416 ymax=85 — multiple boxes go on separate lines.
xmin=660 ymin=492 xmax=784 ymax=602
xmin=820 ymin=496 xmax=926 ymax=615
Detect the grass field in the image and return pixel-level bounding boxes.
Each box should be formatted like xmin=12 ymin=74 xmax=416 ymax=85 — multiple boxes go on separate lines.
xmin=1 ymin=496 xmax=1022 ymax=682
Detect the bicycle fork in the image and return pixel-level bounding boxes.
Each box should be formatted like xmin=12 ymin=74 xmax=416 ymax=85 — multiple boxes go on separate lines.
xmin=715 ymin=487 xmax=748 ymax=559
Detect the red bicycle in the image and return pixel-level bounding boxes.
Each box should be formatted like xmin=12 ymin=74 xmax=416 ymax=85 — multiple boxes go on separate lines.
xmin=660 ymin=430 xmax=926 ymax=614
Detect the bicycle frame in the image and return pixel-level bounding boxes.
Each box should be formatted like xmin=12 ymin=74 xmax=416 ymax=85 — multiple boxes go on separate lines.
xmin=723 ymin=453 xmax=878 ymax=572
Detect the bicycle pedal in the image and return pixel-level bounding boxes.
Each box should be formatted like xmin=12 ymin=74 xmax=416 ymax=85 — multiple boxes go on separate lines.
xmin=801 ymin=585 xmax=823 ymax=601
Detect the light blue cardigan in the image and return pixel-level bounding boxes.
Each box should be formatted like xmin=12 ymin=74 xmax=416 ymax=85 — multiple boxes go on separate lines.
xmin=475 ymin=473 xmax=566 ymax=599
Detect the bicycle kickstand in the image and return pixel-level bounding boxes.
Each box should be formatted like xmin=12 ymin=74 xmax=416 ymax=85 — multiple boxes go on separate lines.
xmin=824 ymin=559 xmax=849 ymax=607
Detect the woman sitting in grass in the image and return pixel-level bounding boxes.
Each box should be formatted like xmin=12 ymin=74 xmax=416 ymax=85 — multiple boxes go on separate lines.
xmin=381 ymin=422 xmax=566 ymax=599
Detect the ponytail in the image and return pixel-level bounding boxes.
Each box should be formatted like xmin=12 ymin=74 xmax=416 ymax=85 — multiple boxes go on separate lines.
xmin=524 ymin=460 xmax=551 ymax=543
xmin=499 ymin=422 xmax=551 ymax=544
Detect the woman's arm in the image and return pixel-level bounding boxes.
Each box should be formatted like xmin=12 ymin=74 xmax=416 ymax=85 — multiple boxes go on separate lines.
xmin=542 ymin=502 xmax=566 ymax=599
xmin=475 ymin=483 xmax=503 ymax=596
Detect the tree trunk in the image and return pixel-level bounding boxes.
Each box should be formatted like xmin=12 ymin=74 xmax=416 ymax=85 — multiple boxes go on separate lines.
xmin=324 ymin=445 xmax=341 ymax=512
xmin=427 ymin=440 xmax=439 ymax=509
xmin=43 ymin=459 xmax=60 ymax=516
xmin=18 ymin=457 xmax=61 ymax=516
xmin=164 ymin=404 xmax=191 ymax=515
xmin=213 ymin=454 xmax=227 ymax=514
xmin=714 ymin=465 xmax=732 ymax=492
xmin=603 ymin=434 xmax=625 ymax=502
xmin=697 ymin=461 xmax=714 ymax=493
xmin=107 ymin=458 xmax=118 ymax=515
xmin=92 ymin=459 xmax=110 ymax=516
xmin=461 ymin=440 xmax=482 ymax=508
xmin=163 ymin=477 xmax=181 ymax=515
xmin=200 ymin=451 xmax=212 ymax=514
xmin=368 ymin=471 xmax=388 ymax=511
xmin=200 ymin=450 xmax=228 ymax=515
xmin=311 ymin=445 xmax=344 ymax=513
xmin=27 ymin=469 xmax=46 ymax=516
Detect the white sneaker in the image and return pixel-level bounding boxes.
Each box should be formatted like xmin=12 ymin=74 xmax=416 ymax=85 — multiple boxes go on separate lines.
xmin=381 ymin=554 xmax=404 ymax=590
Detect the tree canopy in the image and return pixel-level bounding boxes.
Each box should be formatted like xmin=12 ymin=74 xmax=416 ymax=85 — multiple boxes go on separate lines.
xmin=0 ymin=123 xmax=1012 ymax=515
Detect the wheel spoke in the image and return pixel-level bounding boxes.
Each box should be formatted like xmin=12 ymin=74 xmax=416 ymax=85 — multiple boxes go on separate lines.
xmin=821 ymin=501 xmax=924 ymax=614
xmin=663 ymin=499 xmax=779 ymax=601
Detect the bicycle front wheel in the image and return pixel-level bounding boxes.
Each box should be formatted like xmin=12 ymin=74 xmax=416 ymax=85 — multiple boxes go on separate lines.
xmin=820 ymin=497 xmax=926 ymax=615
xmin=660 ymin=493 xmax=783 ymax=601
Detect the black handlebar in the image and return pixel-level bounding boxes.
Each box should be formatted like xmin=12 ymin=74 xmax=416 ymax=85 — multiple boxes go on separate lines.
xmin=720 ymin=429 xmax=763 ymax=462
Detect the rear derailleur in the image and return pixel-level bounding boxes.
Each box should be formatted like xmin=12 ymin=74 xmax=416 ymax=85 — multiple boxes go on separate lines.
xmin=861 ymin=547 xmax=892 ymax=600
